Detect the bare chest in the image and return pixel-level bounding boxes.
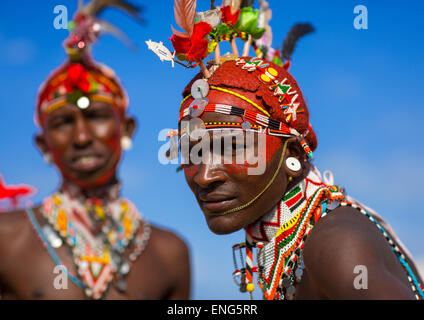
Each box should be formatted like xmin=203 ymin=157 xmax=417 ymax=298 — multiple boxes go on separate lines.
xmin=1 ymin=224 xmax=171 ymax=300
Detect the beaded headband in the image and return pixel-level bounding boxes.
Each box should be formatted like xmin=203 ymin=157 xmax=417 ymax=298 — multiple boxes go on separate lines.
xmin=179 ymin=101 xmax=313 ymax=159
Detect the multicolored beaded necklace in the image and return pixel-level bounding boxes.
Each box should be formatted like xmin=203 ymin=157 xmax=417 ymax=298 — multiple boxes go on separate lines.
xmin=232 ymin=167 xmax=424 ymax=300
xmin=31 ymin=182 xmax=150 ymax=299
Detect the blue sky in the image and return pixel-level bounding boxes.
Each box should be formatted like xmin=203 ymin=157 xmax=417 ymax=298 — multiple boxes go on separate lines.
xmin=0 ymin=0 xmax=423 ymax=299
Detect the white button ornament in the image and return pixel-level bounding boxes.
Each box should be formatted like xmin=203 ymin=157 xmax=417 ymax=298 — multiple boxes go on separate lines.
xmin=191 ymin=79 xmax=209 ymax=99
xmin=189 ymin=98 xmax=208 ymax=117
xmin=285 ymin=157 xmax=301 ymax=172
xmin=77 ymin=96 xmax=90 ymax=109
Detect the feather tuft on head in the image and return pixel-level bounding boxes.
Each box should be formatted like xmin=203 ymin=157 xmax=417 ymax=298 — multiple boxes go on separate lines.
xmin=172 ymin=0 xmax=197 ymax=37
xmin=281 ymin=23 xmax=314 ymax=62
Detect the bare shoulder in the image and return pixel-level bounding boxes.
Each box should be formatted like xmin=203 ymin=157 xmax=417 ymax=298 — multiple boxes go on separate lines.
xmin=303 ymin=204 xmax=415 ymax=299
xmin=0 ymin=207 xmax=37 ymax=270
xmin=146 ymin=224 xmax=191 ymax=298
xmin=304 ymin=204 xmax=387 ymax=269
xmin=0 ymin=208 xmax=30 ymax=244
xmin=148 ymin=224 xmax=190 ymax=265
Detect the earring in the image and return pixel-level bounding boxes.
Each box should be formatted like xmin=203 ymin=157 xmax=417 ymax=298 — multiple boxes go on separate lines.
xmin=286 ymin=157 xmax=301 ymax=172
xmin=121 ymin=136 xmax=133 ymax=151
xmin=43 ymin=152 xmax=53 ymax=164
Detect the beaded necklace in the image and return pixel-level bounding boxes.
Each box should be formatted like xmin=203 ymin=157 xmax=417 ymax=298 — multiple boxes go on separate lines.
xmin=232 ymin=167 xmax=424 ymax=300
xmin=40 ymin=183 xmax=150 ymax=299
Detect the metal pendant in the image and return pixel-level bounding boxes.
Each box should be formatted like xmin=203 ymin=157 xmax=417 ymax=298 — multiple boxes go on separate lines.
xmin=43 ymin=225 xmax=63 ymax=248
xmin=191 ymin=79 xmax=209 ymax=99
xmin=281 ymin=277 xmax=292 ymax=288
xmin=285 ymin=285 xmax=296 ymax=300
xmin=295 ymin=268 xmax=304 ymax=282
xmin=189 ymin=98 xmax=208 ymax=117
xmin=115 ymin=277 xmax=127 ymax=293
xmin=181 ymin=117 xmax=206 ymax=140
xmin=120 ymin=261 xmax=130 ymax=275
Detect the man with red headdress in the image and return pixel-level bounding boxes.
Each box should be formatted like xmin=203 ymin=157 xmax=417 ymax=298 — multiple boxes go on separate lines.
xmin=149 ymin=0 xmax=424 ymax=300
xmin=0 ymin=1 xmax=190 ymax=300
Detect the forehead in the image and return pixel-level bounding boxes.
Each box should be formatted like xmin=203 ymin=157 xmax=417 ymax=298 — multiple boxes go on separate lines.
xmin=40 ymin=101 xmax=121 ymax=130
xmin=47 ymin=101 xmax=117 ymax=117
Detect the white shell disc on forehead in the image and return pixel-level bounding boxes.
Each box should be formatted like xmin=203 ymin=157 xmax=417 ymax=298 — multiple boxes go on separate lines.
xmin=77 ymin=96 xmax=90 ymax=109
xmin=189 ymin=98 xmax=208 ymax=117
xmin=191 ymin=79 xmax=209 ymax=99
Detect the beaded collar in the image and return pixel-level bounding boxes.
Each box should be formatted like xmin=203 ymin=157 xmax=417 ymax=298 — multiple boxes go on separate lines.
xmin=253 ymin=167 xmax=343 ymax=300
xmin=41 ymin=182 xmax=150 ymax=299
xmin=232 ymin=167 xmax=344 ymax=300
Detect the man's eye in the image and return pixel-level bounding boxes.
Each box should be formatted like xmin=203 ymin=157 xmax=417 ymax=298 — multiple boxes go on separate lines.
xmin=49 ymin=116 xmax=74 ymax=128
xmin=86 ymin=112 xmax=111 ymax=120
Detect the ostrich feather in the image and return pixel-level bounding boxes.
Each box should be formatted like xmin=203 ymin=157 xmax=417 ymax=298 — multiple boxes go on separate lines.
xmin=230 ymin=0 xmax=242 ymax=14
xmin=173 ymin=0 xmax=197 ymax=37
xmin=100 ymin=21 xmax=137 ymax=51
xmin=241 ymin=0 xmax=254 ymax=8
xmin=281 ymin=23 xmax=314 ymax=61
xmin=82 ymin=0 xmax=143 ymax=24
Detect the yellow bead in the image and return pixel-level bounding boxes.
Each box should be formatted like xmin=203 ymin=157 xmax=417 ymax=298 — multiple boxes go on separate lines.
xmin=260 ymin=74 xmax=271 ymax=83
xmin=268 ymin=67 xmax=279 ymax=77
xmin=246 ymin=283 xmax=255 ymax=292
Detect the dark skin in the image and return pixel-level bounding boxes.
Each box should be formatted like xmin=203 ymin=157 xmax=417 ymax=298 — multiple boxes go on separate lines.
xmin=184 ymin=89 xmax=423 ymax=299
xmin=0 ymin=101 xmax=190 ymax=299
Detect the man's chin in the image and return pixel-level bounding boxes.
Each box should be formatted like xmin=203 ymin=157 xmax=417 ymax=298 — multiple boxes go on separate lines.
xmin=204 ymin=211 xmax=245 ymax=235
xmin=59 ymin=155 xmax=120 ymax=189
xmin=61 ymin=167 xmax=117 ymax=189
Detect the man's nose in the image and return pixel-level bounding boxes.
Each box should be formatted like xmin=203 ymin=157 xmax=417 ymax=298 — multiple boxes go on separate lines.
xmin=193 ymin=163 xmax=227 ymax=189
xmin=73 ymin=115 xmax=93 ymax=148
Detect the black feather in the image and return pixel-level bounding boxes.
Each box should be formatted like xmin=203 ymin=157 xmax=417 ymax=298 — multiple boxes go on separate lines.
xmin=84 ymin=0 xmax=144 ymax=24
xmin=241 ymin=0 xmax=254 ymax=8
xmin=281 ymin=23 xmax=315 ymax=61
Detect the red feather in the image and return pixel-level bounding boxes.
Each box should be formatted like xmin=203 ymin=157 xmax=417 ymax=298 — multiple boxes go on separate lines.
xmin=0 ymin=175 xmax=36 ymax=205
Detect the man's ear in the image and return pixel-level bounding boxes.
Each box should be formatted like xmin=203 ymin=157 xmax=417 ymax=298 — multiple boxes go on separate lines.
xmin=122 ymin=115 xmax=137 ymax=139
xmin=283 ymin=136 xmax=309 ymax=178
xmin=35 ymin=133 xmax=49 ymax=155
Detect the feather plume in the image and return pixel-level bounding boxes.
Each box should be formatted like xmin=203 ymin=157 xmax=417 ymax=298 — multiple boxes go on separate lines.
xmin=173 ymin=0 xmax=197 ymax=37
xmin=241 ymin=0 xmax=254 ymax=8
xmin=100 ymin=21 xmax=137 ymax=51
xmin=230 ymin=0 xmax=242 ymax=14
xmin=82 ymin=0 xmax=143 ymax=24
xmin=281 ymin=23 xmax=314 ymax=61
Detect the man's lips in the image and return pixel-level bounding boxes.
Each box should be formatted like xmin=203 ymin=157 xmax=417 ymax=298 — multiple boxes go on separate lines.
xmin=198 ymin=193 xmax=238 ymax=213
xmin=69 ymin=154 xmax=106 ymax=172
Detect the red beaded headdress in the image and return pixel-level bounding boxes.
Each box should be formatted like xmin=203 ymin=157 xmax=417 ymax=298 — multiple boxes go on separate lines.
xmin=36 ymin=0 xmax=143 ymax=126
xmin=147 ymin=0 xmax=316 ymax=158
